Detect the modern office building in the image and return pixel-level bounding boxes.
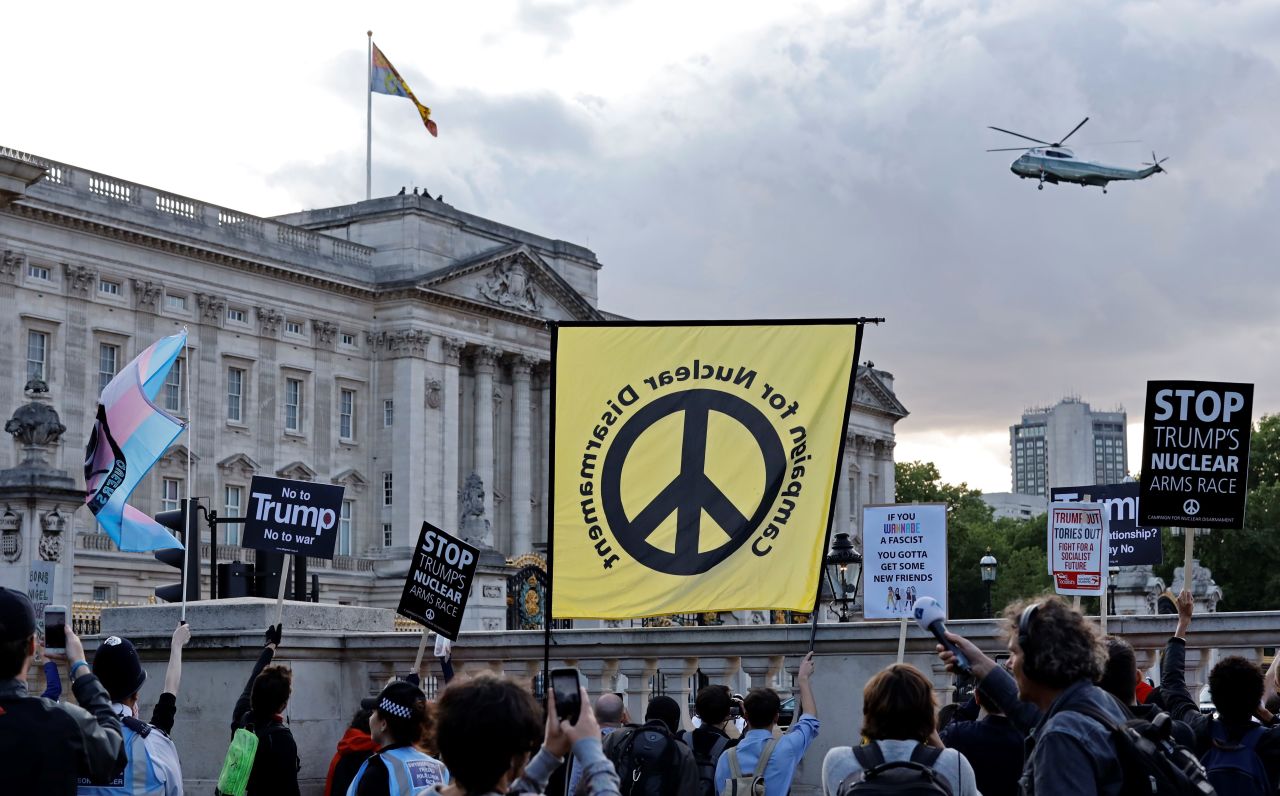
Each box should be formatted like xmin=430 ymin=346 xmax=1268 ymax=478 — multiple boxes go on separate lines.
xmin=1010 ymin=397 xmax=1127 ymax=495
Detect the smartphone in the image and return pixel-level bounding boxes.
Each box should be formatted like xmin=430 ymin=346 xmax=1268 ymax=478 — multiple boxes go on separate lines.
xmin=44 ymin=605 xmax=67 ymax=654
xmin=550 ymin=667 xmax=583 ymax=725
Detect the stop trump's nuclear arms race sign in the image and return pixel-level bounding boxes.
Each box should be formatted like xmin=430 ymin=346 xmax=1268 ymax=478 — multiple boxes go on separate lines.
xmin=550 ymin=321 xmax=862 ymax=619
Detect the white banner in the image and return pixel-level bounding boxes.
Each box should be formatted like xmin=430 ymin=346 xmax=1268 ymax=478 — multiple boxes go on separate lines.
xmin=1048 ymin=501 xmax=1109 ymax=596
xmin=862 ymin=503 xmax=948 ymax=619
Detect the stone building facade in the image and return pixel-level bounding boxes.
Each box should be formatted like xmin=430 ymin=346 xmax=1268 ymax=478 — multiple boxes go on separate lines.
xmin=0 ymin=147 xmax=906 ymax=610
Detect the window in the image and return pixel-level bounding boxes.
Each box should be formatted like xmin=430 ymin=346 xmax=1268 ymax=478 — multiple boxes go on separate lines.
xmin=26 ymin=330 xmax=48 ymax=382
xmin=164 ymin=358 xmax=184 ymax=414
xmin=383 ymin=523 xmax=394 ymax=547
xmin=98 ymin=343 xmax=119 ymax=395
xmin=98 ymin=279 xmax=121 ymax=296
xmin=161 ymin=478 xmax=182 ymax=513
xmin=224 ymin=486 xmax=243 ymax=545
xmin=92 ymin=584 xmax=115 ymax=603
xmin=227 ymin=367 xmax=244 ymax=422
xmin=341 ymin=332 xmax=357 ymax=347
xmin=227 ymin=307 xmax=246 ymax=323
xmin=339 ymin=389 xmax=356 ymax=440
xmin=383 ymin=472 xmax=393 ymax=506
xmin=285 ymin=378 xmax=303 ymax=432
xmin=27 ymin=263 xmax=51 ymax=281
xmin=285 ymin=320 xmax=303 ymax=336
xmin=339 ymin=500 xmax=353 ymax=556
xmin=165 ymin=294 xmax=187 ymax=311
xmin=384 ymin=399 xmax=394 ymax=428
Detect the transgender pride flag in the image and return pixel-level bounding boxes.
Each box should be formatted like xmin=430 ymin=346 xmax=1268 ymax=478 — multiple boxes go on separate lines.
xmin=84 ymin=330 xmax=187 ymax=552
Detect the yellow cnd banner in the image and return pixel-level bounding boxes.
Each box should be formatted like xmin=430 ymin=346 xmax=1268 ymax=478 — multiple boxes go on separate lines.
xmin=550 ymin=321 xmax=863 ymax=619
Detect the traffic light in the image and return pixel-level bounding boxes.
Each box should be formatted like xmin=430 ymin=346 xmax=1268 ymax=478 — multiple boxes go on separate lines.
xmin=154 ymin=498 xmax=201 ymax=603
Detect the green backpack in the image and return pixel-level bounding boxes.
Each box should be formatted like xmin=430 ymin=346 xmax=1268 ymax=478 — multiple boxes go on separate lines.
xmin=216 ymin=726 xmax=260 ymax=796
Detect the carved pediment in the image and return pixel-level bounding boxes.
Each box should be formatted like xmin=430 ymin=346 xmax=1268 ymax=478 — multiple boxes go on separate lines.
xmin=331 ymin=468 xmax=369 ymax=494
xmin=275 ymin=461 xmax=316 ymax=481
xmin=852 ymin=368 xmax=909 ymax=419
xmin=217 ymin=452 xmax=260 ymax=479
xmin=416 ymin=245 xmax=602 ymax=322
xmin=158 ymin=444 xmax=198 ymax=471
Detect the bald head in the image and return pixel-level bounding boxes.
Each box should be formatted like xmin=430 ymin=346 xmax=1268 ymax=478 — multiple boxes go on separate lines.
xmin=595 ymin=693 xmax=626 ymax=726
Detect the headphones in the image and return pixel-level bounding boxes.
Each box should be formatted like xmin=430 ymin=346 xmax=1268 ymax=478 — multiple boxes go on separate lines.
xmin=1017 ymin=602 xmax=1042 ymax=653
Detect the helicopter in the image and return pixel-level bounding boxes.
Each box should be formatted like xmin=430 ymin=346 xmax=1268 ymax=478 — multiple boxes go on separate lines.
xmin=988 ymin=117 xmax=1168 ymax=194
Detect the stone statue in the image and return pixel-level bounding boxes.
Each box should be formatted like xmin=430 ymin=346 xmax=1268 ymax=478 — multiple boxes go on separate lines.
xmin=459 ymin=472 xmax=494 ymax=548
xmin=5 ymin=381 xmax=66 ymax=448
xmin=478 ymin=261 xmax=540 ymax=313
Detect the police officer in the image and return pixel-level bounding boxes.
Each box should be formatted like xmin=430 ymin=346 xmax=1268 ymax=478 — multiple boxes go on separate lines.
xmin=347 ymin=680 xmax=449 ymax=795
xmin=79 ymin=621 xmax=191 ymax=795
xmin=0 ymin=587 xmax=124 ymax=794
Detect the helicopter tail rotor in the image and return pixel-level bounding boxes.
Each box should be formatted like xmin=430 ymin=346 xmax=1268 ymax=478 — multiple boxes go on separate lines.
xmin=1142 ymin=151 xmax=1170 ymax=174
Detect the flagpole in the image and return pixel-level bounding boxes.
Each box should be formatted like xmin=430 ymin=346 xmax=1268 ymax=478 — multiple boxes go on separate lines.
xmin=181 ymin=339 xmax=193 ymax=622
xmin=366 ymin=30 xmax=373 ymax=201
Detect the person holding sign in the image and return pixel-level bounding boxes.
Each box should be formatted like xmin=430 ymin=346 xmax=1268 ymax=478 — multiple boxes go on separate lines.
xmin=345 ymin=680 xmax=448 ymax=795
xmin=229 ymin=625 xmax=300 ymax=796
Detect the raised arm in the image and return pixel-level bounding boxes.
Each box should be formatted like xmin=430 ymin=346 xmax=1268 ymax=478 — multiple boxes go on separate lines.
xmin=1159 ymin=591 xmax=1204 ymax=728
xmin=150 ymin=622 xmax=191 ymax=734
xmin=231 ymin=625 xmax=280 ymax=730
xmin=797 ymin=651 xmax=817 ymax=718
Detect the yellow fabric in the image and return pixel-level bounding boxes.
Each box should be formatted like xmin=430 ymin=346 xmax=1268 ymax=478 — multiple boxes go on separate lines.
xmin=551 ymin=322 xmax=861 ymax=619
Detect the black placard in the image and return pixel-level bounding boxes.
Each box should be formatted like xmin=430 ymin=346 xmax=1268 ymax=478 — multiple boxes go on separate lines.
xmin=1051 ymin=482 xmax=1162 ymax=566
xmin=397 ymin=522 xmax=479 ymax=641
xmin=242 ymin=475 xmax=346 ymax=558
xmin=1139 ymin=380 xmax=1254 ymax=529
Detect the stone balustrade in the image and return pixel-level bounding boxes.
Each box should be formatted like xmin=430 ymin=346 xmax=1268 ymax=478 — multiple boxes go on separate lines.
xmin=85 ymin=600 xmax=1280 ymax=796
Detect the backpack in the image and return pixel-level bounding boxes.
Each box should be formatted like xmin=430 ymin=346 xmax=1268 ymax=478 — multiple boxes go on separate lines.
xmin=1070 ymin=704 xmax=1216 ymax=796
xmin=679 ymin=729 xmax=731 ymax=796
xmin=1201 ymin=721 xmax=1270 ymax=796
xmin=215 ymin=726 xmax=260 ymax=796
xmin=835 ymin=743 xmax=953 ymax=796
xmin=720 ymin=737 xmax=780 ymax=796
xmin=616 ymin=723 xmax=683 ymax=796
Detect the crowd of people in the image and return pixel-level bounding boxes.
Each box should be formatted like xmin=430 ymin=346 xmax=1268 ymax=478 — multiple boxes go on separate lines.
xmin=5 ymin=581 xmax=1280 ymax=796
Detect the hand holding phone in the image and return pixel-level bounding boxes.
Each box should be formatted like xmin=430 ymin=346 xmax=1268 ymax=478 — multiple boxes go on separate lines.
xmin=551 ymin=667 xmax=583 ymax=726
xmin=43 ymin=606 xmax=67 ymax=655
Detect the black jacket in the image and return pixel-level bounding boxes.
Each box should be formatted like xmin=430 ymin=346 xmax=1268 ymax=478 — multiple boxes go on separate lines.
xmin=231 ymin=646 xmax=301 ymax=796
xmin=0 ymin=671 xmax=125 ymax=795
xmin=939 ymin=706 xmax=1023 ymax=796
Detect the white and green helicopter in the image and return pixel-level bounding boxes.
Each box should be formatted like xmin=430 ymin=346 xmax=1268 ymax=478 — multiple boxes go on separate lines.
xmin=988 ymin=117 xmax=1168 ymax=194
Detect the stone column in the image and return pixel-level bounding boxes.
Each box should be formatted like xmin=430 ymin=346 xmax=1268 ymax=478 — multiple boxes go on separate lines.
xmin=510 ymin=356 xmax=534 ymax=556
xmin=472 ymin=346 xmax=500 ymax=522
xmin=539 ymin=366 xmax=551 ymax=548
xmin=617 ymin=658 xmax=659 ymax=722
xmin=442 ymin=339 xmax=464 ymax=534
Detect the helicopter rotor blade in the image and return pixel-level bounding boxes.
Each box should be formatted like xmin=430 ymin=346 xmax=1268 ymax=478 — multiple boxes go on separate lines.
xmin=988 ymin=126 xmax=1050 ymax=145
xmin=1076 ymin=139 xmax=1142 ymax=146
xmin=986 ymin=146 xmax=1037 ymax=152
xmin=1055 ymin=117 xmax=1089 ymax=146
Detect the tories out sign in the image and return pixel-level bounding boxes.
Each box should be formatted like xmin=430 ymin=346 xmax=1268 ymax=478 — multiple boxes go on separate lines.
xmin=1139 ymin=381 xmax=1254 ymax=529
xmin=1051 ymin=483 xmax=1161 ymax=566
xmin=398 ymin=522 xmax=479 ymax=641
xmin=1049 ymin=502 xmax=1109 ymax=596
xmin=242 ymin=475 xmax=345 ymax=558
xmin=862 ymin=503 xmax=948 ymax=620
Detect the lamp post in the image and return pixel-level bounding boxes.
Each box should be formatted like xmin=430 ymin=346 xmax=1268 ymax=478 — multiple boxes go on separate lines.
xmin=980 ymin=547 xmax=998 ymax=619
xmin=1107 ymin=566 xmax=1119 ymax=617
xmin=824 ymin=532 xmax=863 ymax=622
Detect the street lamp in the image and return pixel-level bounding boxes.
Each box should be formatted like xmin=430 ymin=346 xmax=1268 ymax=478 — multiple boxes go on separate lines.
xmin=980 ymin=547 xmax=998 ymax=618
xmin=824 ymin=532 xmax=863 ymax=622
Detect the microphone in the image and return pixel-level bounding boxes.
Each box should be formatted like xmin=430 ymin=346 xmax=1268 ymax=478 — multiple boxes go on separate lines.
xmin=913 ymin=596 xmax=972 ymax=675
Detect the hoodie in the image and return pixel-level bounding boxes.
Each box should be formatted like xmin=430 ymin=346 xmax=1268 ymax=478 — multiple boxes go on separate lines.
xmin=326 ymin=727 xmax=379 ymax=796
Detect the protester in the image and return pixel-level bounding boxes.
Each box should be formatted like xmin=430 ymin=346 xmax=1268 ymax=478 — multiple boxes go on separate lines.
xmin=938 ymin=681 xmax=1022 ymax=796
xmin=1097 ymin=634 xmax=1194 ymax=748
xmin=430 ymin=675 xmax=621 ymax=796
xmin=713 ymin=652 xmax=819 ymax=796
xmin=566 ymin=693 xmax=631 ymax=796
xmin=0 ymin=587 xmax=124 ymax=794
xmin=603 ymin=694 xmax=698 ymax=796
xmin=230 ymin=623 xmax=300 ymax=796
xmin=936 ymin=596 xmax=1125 ymax=795
xmin=1161 ymin=590 xmax=1280 ymax=793
xmin=326 ymin=708 xmax=378 ymax=796
xmin=346 ymin=680 xmax=449 ymax=795
xmin=78 ymin=621 xmax=191 ymax=795
xmin=823 ymin=663 xmax=979 ymax=796
xmin=679 ymin=685 xmax=739 ymax=796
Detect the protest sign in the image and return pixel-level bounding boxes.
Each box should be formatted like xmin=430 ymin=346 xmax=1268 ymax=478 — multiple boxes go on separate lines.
xmin=1049 ymin=501 xmax=1108 ymax=596
xmin=241 ymin=475 xmax=345 ymax=558
xmin=27 ymin=562 xmax=55 ymax=644
xmin=1139 ymin=380 xmax=1254 ymax=529
xmin=1051 ymin=483 xmax=1161 ymax=566
xmin=862 ymin=503 xmax=948 ymax=619
xmin=398 ymin=521 xmax=479 ymax=641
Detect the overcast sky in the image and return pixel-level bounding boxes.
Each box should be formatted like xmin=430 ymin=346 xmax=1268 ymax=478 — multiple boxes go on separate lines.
xmin=6 ymin=0 xmax=1279 ymax=492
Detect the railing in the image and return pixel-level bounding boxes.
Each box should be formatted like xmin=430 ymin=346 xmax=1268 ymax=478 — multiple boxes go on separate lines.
xmin=71 ymin=599 xmax=150 ymax=635
xmin=78 ymin=533 xmax=375 ymax=572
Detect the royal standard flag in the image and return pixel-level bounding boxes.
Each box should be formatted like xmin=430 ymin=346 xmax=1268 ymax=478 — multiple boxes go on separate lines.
xmin=84 ymin=330 xmax=187 ymax=552
xmin=551 ymin=321 xmax=862 ymax=619
xmin=371 ymin=42 xmax=438 ymax=137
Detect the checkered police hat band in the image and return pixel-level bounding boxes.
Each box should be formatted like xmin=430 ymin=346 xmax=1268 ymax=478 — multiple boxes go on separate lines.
xmin=380 ymin=698 xmax=412 ymax=719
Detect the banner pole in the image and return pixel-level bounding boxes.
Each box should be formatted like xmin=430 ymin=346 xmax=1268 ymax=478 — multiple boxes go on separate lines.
xmin=896 ymin=616 xmax=908 ymax=664
xmin=275 ymin=554 xmax=292 ymax=627
xmin=1100 ymin=570 xmax=1108 ymax=636
xmin=543 ymin=323 xmax=560 ymax=697
xmin=1072 ymin=595 xmax=1081 ymax=611
xmin=366 ymin=31 xmax=373 ymax=201
xmin=808 ymin=322 xmax=867 ymax=652
xmin=180 ymin=341 xmax=194 ymax=621
xmin=412 ymin=629 xmax=429 ymax=676
xmin=1180 ymin=527 xmax=1195 ymax=595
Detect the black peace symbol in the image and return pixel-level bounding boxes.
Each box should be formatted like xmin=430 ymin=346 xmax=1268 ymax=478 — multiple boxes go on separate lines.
xmin=600 ymin=389 xmax=786 ymax=576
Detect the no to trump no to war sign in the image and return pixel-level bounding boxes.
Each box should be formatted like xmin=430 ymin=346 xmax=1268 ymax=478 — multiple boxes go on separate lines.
xmin=551 ymin=320 xmax=862 ymax=619
xmin=241 ymin=475 xmax=346 ymax=558
xmin=1049 ymin=501 xmax=1109 ymax=596
xmin=398 ymin=522 xmax=479 ymax=641
xmin=862 ymin=503 xmax=948 ymax=620
xmin=1139 ymin=380 xmax=1254 ymax=529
